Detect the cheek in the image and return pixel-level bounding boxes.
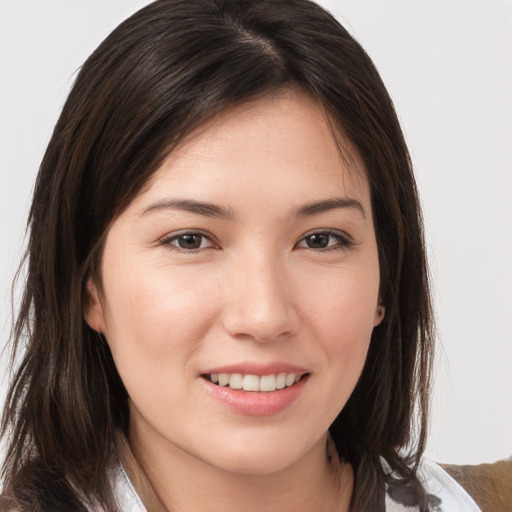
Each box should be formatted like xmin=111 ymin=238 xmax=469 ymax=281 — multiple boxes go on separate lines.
xmin=298 ymin=263 xmax=379 ymax=380
xmin=100 ymin=261 xmax=219 ymax=369
xmin=305 ymin=268 xmax=379 ymax=335
xmin=99 ymin=266 xmax=223 ymax=422
xmin=291 ymin=268 xmax=379 ymax=429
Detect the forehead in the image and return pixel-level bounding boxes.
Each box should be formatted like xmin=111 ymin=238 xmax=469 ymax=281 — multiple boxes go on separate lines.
xmin=134 ymin=89 xmax=369 ymax=211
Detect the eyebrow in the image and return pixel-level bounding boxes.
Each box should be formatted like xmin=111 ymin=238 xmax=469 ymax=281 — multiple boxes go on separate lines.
xmin=141 ymin=199 xmax=234 ymax=219
xmin=141 ymin=196 xmax=365 ymax=220
xmin=294 ymin=197 xmax=366 ymax=219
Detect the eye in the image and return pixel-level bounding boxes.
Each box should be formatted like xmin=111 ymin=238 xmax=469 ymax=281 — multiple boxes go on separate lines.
xmin=296 ymin=231 xmax=353 ymax=250
xmin=161 ymin=232 xmax=217 ymax=252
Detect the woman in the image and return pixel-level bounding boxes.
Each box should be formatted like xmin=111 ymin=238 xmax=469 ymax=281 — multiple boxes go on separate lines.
xmin=0 ymin=0 xmax=482 ymax=511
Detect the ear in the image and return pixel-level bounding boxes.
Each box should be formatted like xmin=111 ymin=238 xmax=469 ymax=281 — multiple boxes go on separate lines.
xmin=373 ymin=302 xmax=385 ymax=326
xmin=84 ymin=277 xmax=106 ymax=334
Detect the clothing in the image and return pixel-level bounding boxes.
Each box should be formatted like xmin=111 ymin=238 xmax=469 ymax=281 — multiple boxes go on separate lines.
xmin=109 ymin=461 xmax=146 ymax=512
xmin=107 ymin=455 xmax=482 ymax=512
xmin=385 ymin=459 xmax=481 ymax=511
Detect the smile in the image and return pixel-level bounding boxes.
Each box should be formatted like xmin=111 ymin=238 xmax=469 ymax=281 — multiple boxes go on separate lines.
xmin=206 ymin=372 xmax=307 ymax=392
xmin=202 ymin=368 xmax=310 ymax=416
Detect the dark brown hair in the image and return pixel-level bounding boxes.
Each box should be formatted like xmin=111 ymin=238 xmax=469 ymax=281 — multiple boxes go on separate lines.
xmin=1 ymin=0 xmax=434 ymax=510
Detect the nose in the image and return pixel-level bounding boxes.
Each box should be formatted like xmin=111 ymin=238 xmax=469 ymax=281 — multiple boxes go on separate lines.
xmin=221 ymin=251 xmax=297 ymax=343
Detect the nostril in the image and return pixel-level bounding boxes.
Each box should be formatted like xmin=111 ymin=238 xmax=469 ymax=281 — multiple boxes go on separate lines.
xmin=220 ymin=274 xmax=296 ymax=342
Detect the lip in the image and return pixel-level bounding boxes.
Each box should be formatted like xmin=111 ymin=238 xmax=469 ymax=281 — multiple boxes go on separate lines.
xmin=200 ymin=363 xmax=310 ymax=417
xmin=203 ymin=362 xmax=309 ymax=376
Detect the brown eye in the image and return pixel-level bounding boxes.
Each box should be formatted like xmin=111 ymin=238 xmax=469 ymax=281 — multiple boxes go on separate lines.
xmin=296 ymin=231 xmax=353 ymax=251
xmin=304 ymin=233 xmax=331 ymax=249
xmin=176 ymin=234 xmax=204 ymax=250
xmin=161 ymin=232 xmax=216 ymax=252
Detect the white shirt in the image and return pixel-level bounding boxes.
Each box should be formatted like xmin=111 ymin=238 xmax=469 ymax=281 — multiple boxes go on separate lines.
xmin=385 ymin=459 xmax=481 ymax=512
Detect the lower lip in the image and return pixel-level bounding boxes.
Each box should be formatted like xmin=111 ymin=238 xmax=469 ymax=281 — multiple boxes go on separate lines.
xmin=202 ymin=376 xmax=308 ymax=417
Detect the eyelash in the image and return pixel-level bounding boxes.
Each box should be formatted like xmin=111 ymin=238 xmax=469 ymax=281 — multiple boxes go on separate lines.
xmin=159 ymin=230 xmax=355 ymax=254
xmin=296 ymin=230 xmax=355 ymax=251
xmin=160 ymin=230 xmax=218 ymax=253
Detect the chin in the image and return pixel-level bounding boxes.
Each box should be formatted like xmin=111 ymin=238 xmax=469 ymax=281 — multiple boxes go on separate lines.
xmin=200 ymin=434 xmax=315 ymax=476
xmin=212 ymin=453 xmax=297 ymax=476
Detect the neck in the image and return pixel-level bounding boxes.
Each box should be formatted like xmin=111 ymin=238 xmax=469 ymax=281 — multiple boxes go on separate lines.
xmin=120 ymin=424 xmax=353 ymax=512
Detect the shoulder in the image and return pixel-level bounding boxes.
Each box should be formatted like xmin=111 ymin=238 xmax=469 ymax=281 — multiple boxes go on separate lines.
xmin=440 ymin=458 xmax=512 ymax=512
xmin=385 ymin=459 xmax=482 ymax=512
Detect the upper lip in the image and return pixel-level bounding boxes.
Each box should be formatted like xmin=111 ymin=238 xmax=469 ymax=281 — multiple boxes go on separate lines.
xmin=202 ymin=362 xmax=310 ymax=376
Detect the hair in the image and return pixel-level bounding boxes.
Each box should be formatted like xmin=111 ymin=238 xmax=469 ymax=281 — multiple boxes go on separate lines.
xmin=1 ymin=0 xmax=434 ymax=510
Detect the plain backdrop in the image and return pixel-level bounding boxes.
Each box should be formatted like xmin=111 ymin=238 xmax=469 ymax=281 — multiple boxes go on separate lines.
xmin=1 ymin=0 xmax=511 ymax=465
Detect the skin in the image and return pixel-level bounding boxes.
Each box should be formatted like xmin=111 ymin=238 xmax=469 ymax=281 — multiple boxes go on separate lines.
xmin=86 ymin=89 xmax=384 ymax=511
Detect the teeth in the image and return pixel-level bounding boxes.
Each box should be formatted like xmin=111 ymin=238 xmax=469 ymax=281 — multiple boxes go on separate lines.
xmin=259 ymin=374 xmax=276 ymax=392
xmin=209 ymin=372 xmax=304 ymax=392
xmin=229 ymin=373 xmax=243 ymax=390
xmin=285 ymin=373 xmax=297 ymax=387
xmin=243 ymin=374 xmax=260 ymax=391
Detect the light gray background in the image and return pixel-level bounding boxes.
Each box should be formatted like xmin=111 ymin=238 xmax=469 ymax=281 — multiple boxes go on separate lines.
xmin=1 ymin=0 xmax=511 ymax=465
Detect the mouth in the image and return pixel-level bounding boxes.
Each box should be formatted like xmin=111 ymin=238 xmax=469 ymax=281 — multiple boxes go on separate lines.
xmin=202 ymin=372 xmax=309 ymax=392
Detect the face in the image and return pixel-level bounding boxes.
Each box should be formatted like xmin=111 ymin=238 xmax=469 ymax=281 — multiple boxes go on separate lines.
xmin=86 ymin=90 xmax=383 ymax=476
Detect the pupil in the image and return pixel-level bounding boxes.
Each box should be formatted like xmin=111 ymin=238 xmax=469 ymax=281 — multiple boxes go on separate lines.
xmin=307 ymin=233 xmax=329 ymax=248
xmin=179 ymin=234 xmax=201 ymax=249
